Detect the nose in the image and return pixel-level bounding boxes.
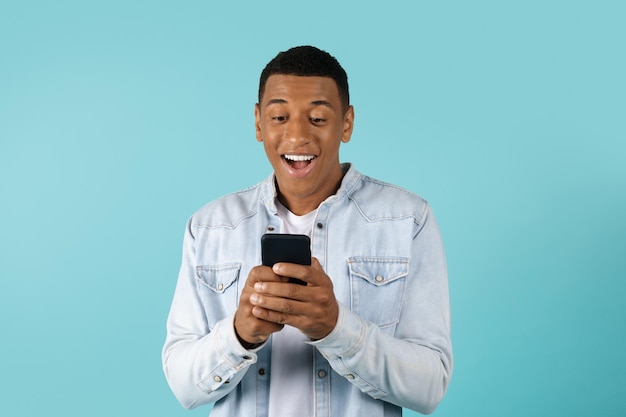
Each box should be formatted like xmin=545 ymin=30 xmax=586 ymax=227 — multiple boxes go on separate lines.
xmin=285 ymin=115 xmax=310 ymax=145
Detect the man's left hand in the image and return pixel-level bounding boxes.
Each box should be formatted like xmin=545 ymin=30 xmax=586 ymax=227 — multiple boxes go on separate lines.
xmin=249 ymin=257 xmax=339 ymax=340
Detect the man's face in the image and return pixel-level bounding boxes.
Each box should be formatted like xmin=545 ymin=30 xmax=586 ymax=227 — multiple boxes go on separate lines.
xmin=255 ymin=75 xmax=354 ymax=213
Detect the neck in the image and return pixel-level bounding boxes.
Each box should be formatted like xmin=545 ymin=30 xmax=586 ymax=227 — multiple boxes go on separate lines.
xmin=277 ymin=194 xmax=324 ymax=216
xmin=276 ymin=166 xmax=345 ymax=216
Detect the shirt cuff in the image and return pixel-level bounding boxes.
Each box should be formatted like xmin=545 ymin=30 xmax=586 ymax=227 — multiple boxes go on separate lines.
xmin=306 ymin=303 xmax=388 ymax=400
xmin=196 ymin=313 xmax=263 ymax=393
xmin=306 ymin=302 xmax=366 ymax=358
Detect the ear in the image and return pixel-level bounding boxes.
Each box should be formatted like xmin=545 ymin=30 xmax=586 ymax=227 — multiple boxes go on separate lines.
xmin=254 ymin=103 xmax=263 ymax=142
xmin=341 ymin=105 xmax=355 ymax=143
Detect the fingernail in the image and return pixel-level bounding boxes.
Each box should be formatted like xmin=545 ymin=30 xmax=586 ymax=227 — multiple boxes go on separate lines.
xmin=254 ymin=282 xmax=264 ymax=291
xmin=250 ymin=294 xmax=260 ymax=304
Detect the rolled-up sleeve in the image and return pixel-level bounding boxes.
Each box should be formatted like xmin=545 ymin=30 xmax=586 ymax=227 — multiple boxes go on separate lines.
xmin=161 ymin=217 xmax=261 ymax=409
xmin=309 ymin=205 xmax=453 ymax=414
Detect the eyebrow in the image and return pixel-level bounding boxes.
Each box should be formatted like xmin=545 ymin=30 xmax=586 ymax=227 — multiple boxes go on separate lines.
xmin=264 ymin=98 xmax=335 ymax=109
xmin=266 ymin=99 xmax=287 ymax=107
xmin=311 ymin=100 xmax=334 ymax=109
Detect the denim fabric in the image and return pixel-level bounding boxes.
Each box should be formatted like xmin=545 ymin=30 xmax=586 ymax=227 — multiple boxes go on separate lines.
xmin=162 ymin=164 xmax=453 ymax=416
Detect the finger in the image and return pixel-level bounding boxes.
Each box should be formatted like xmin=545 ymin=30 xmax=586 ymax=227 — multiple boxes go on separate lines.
xmin=272 ymin=258 xmax=327 ymax=286
xmin=272 ymin=262 xmax=313 ymax=284
xmin=311 ymin=257 xmax=323 ymax=271
xmin=250 ymin=293 xmax=306 ymax=316
xmin=247 ymin=265 xmax=287 ymax=287
xmin=251 ymin=306 xmax=290 ymax=325
xmin=251 ymin=300 xmax=334 ymax=340
xmin=254 ymin=281 xmax=304 ymax=300
xmin=234 ymin=307 xmax=284 ymax=345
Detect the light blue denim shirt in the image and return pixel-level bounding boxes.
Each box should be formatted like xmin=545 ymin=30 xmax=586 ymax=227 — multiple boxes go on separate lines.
xmin=162 ymin=164 xmax=452 ymax=416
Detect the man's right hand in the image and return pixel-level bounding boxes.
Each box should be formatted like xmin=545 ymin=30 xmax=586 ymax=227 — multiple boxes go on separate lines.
xmin=234 ymin=265 xmax=286 ymax=349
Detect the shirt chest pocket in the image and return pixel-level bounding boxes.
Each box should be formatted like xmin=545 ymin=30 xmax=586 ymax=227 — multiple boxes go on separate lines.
xmin=195 ymin=263 xmax=241 ymax=329
xmin=348 ymin=257 xmax=408 ymax=335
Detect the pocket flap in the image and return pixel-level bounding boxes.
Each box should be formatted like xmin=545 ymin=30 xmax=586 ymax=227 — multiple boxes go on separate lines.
xmin=195 ymin=263 xmax=241 ymax=293
xmin=347 ymin=257 xmax=408 ymax=286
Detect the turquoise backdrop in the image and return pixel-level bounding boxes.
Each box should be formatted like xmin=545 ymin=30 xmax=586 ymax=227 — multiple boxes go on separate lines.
xmin=1 ymin=1 xmax=624 ymax=416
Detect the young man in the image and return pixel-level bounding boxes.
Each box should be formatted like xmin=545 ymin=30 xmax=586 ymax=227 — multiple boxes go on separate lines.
xmin=162 ymin=46 xmax=452 ymax=417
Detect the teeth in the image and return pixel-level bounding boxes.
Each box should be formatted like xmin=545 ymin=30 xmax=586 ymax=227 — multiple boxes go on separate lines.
xmin=284 ymin=154 xmax=315 ymax=161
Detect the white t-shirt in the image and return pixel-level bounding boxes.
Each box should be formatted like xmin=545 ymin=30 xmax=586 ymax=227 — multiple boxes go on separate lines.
xmin=267 ymin=201 xmax=316 ymax=417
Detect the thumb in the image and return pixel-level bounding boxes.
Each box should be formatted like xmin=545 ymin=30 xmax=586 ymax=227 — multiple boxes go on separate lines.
xmin=311 ymin=257 xmax=323 ymax=271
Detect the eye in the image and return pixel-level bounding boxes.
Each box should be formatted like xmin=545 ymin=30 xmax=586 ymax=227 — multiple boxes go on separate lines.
xmin=310 ymin=117 xmax=326 ymax=125
xmin=271 ymin=115 xmax=288 ymax=122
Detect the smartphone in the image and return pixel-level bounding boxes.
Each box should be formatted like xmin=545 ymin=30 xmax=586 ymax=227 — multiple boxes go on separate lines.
xmin=261 ymin=234 xmax=311 ymax=285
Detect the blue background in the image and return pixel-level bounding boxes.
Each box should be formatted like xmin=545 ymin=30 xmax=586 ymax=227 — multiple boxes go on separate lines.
xmin=1 ymin=1 xmax=624 ymax=416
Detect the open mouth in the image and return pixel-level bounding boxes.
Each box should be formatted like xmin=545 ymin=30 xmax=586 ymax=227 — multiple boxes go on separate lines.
xmin=282 ymin=154 xmax=316 ymax=170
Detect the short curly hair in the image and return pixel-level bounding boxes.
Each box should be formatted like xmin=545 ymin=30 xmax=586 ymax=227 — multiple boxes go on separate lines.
xmin=258 ymin=46 xmax=350 ymax=111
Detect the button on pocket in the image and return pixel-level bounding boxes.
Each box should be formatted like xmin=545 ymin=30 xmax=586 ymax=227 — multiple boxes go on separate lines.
xmin=348 ymin=257 xmax=408 ymax=333
xmin=196 ymin=263 xmax=241 ymax=327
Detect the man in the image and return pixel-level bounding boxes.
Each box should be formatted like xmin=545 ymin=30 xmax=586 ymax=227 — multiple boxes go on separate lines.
xmin=162 ymin=46 xmax=452 ymax=417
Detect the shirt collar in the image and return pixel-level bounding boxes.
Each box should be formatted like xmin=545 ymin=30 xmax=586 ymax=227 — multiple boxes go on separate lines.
xmin=260 ymin=163 xmax=360 ymax=214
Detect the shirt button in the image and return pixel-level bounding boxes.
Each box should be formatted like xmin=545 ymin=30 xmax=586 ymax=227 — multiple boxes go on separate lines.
xmin=375 ymin=275 xmax=384 ymax=283
xmin=346 ymin=374 xmax=355 ymax=379
xmin=217 ymin=283 xmax=224 ymax=291
xmin=317 ymin=370 xmax=327 ymax=378
xmin=258 ymin=368 xmax=266 ymax=376
xmin=316 ymin=222 xmax=323 ymax=229
xmin=214 ymin=375 xmax=222 ymax=382
xmin=267 ymin=226 xmax=275 ymax=231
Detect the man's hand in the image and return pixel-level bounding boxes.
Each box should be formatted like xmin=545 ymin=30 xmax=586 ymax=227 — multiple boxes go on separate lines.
xmin=248 ymin=257 xmax=339 ymax=340
xmin=234 ymin=265 xmax=286 ymax=348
